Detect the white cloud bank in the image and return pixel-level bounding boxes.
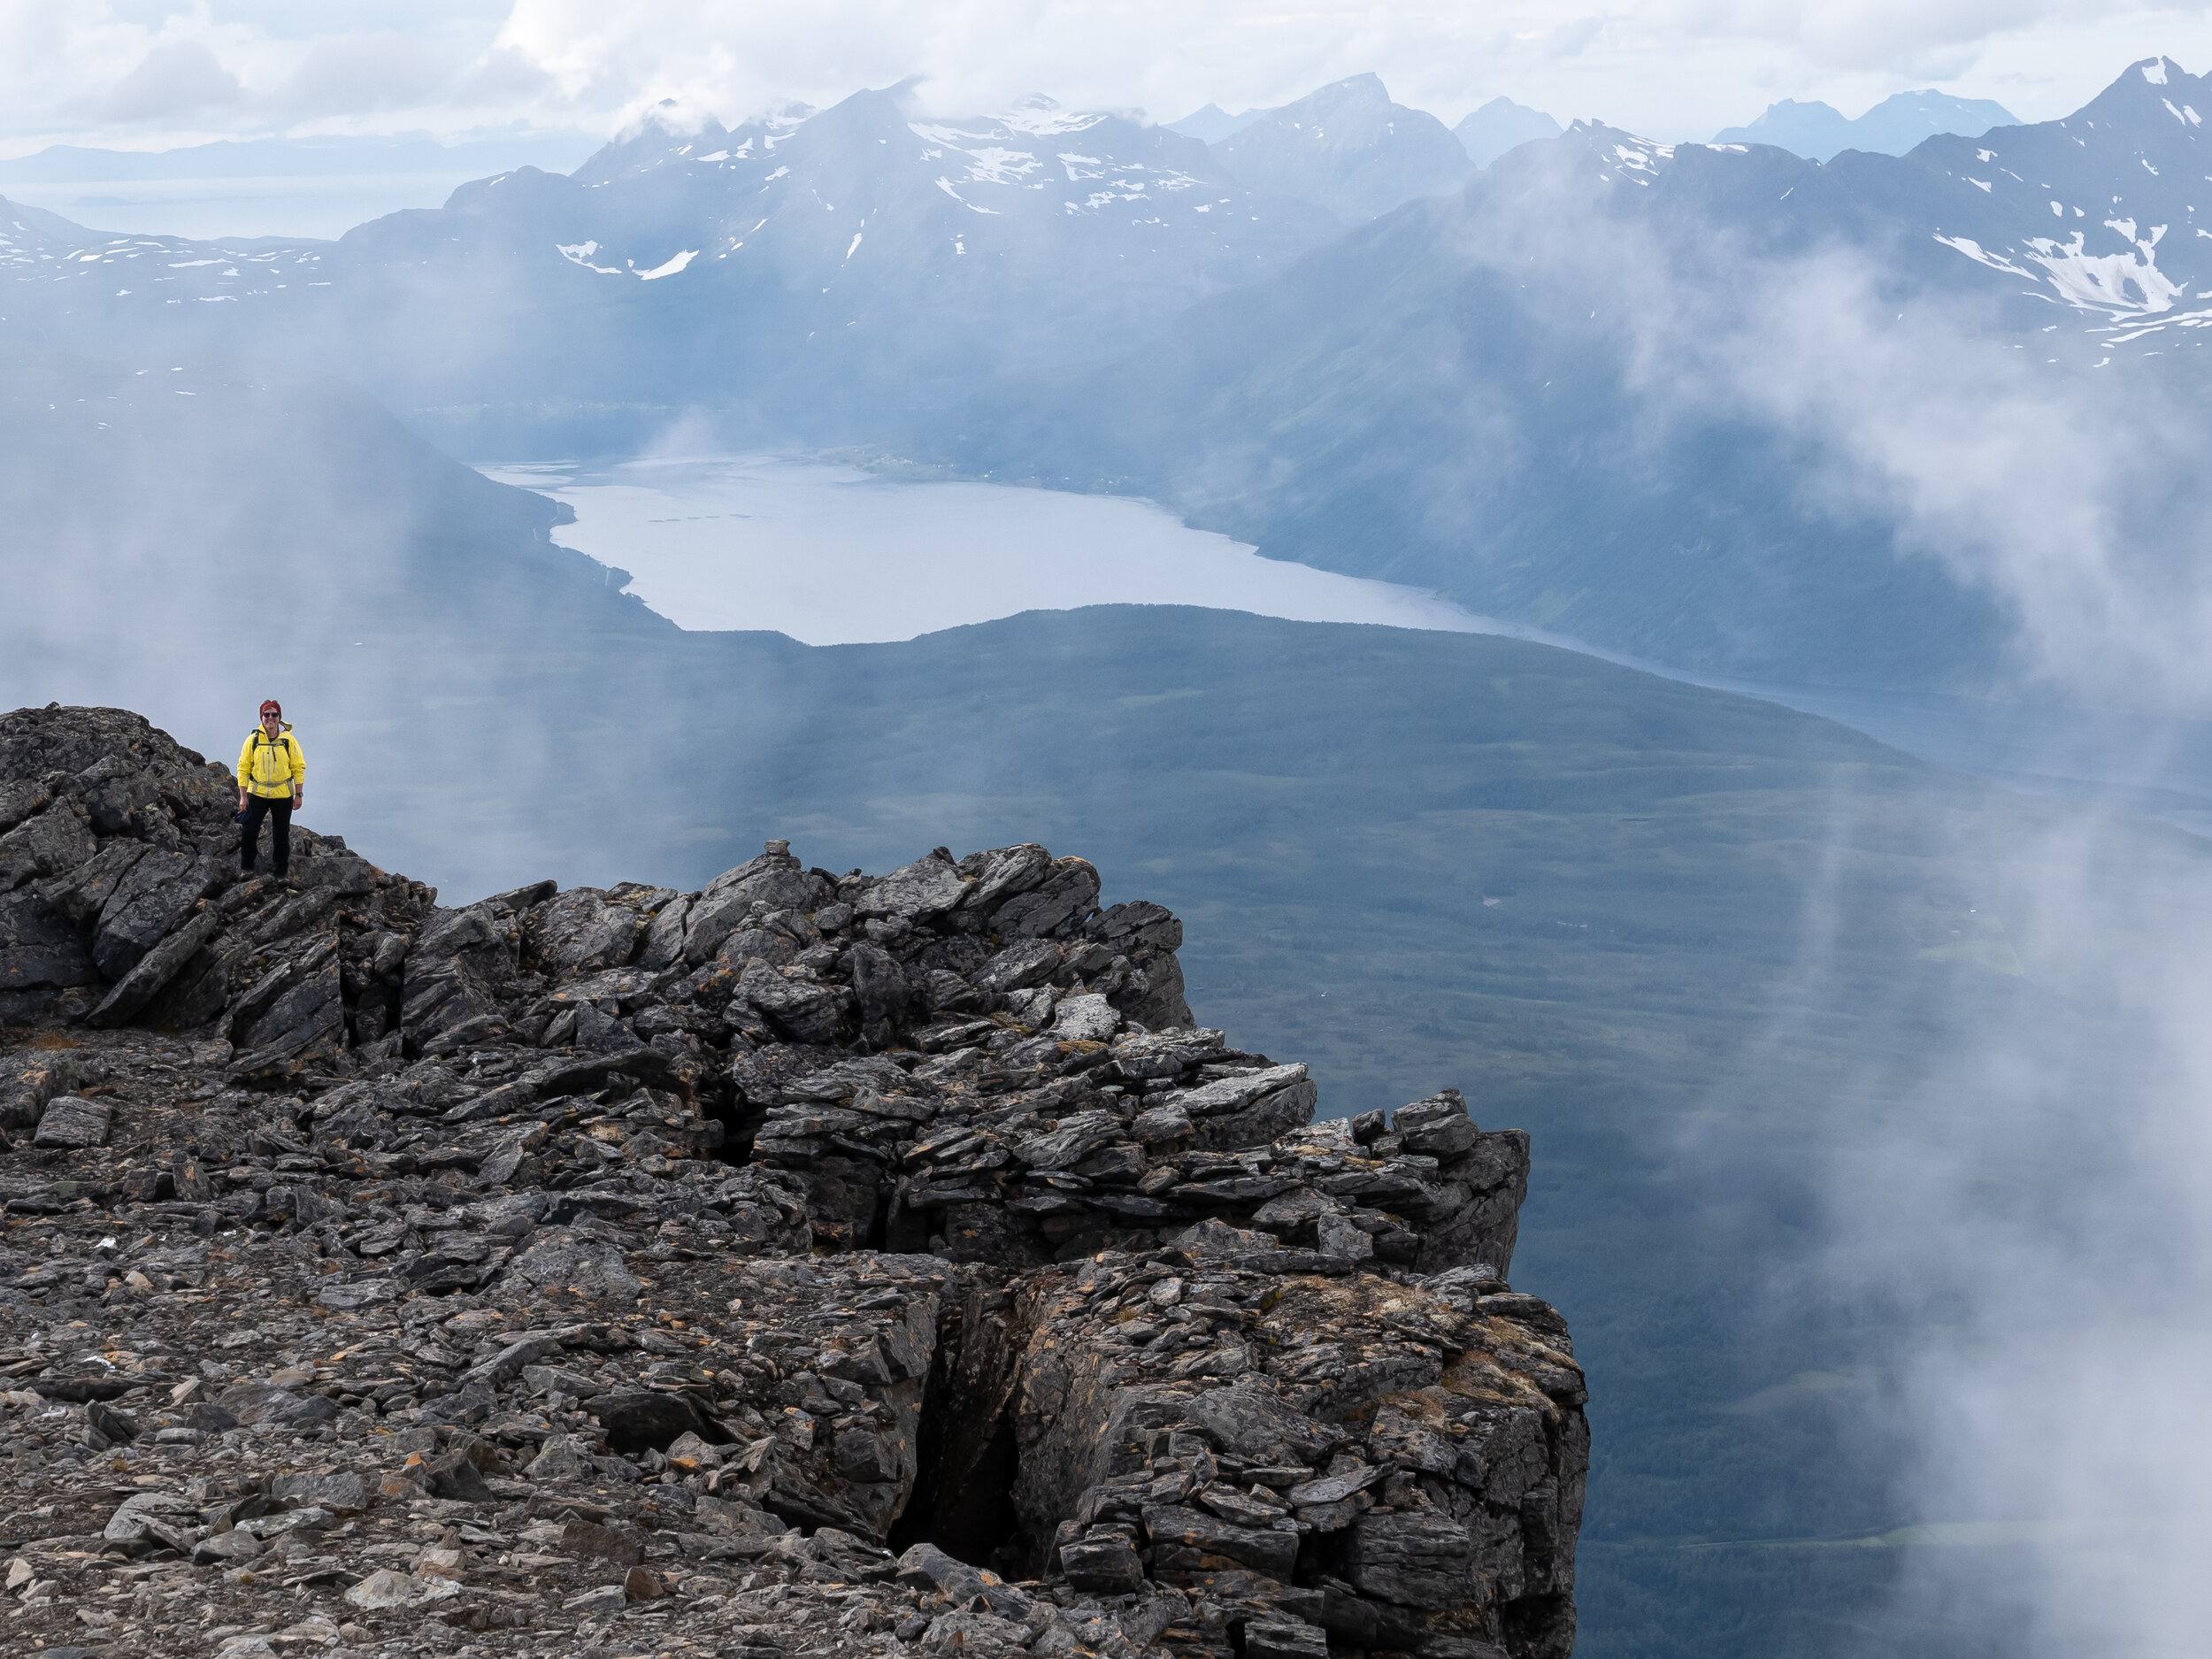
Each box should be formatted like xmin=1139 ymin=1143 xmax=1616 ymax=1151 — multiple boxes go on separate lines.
xmin=8 ymin=0 xmax=2212 ymax=154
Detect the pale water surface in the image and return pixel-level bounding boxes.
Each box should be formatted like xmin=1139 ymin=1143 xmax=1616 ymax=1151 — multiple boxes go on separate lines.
xmin=3 ymin=174 xmax=498 ymax=242
xmin=478 ymin=455 xmax=1516 ymax=645
xmin=480 ymin=454 xmax=2212 ymax=838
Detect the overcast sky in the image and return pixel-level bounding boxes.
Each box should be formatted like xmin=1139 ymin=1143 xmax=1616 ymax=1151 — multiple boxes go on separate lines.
xmin=5 ymin=0 xmax=2212 ymax=154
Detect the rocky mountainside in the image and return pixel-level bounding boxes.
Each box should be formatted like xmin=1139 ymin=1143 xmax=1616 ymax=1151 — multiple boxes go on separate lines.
xmin=0 ymin=705 xmax=1586 ymax=1659
xmin=1709 ymin=90 xmax=2017 ymax=160
xmin=905 ymin=57 xmax=2212 ymax=690
xmin=1210 ymin=76 xmax=1473 ymax=224
xmin=1451 ymin=102 xmax=1561 ymax=171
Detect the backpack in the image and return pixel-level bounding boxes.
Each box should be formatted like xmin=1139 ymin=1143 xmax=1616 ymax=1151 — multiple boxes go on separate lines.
xmin=249 ymin=726 xmax=297 ymax=786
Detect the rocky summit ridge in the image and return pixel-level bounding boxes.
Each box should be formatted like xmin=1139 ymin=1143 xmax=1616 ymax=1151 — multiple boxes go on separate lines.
xmin=0 ymin=706 xmax=1586 ymax=1659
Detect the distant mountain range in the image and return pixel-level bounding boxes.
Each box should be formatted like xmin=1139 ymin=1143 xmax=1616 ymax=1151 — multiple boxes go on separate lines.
xmin=902 ymin=58 xmax=2212 ymax=690
xmin=0 ymin=72 xmax=1516 ymax=450
xmin=1713 ymin=90 xmax=2018 ymax=160
xmin=4 ymin=58 xmax=2207 ymax=687
xmin=1455 ymin=97 xmax=1563 ymax=166
xmin=0 ymin=88 xmax=1343 ymax=449
xmin=1173 ymin=88 xmax=1563 ymax=172
xmin=1208 ymin=73 xmax=1472 ymax=222
xmin=1165 ymin=104 xmax=1268 ymax=143
xmin=0 ymin=130 xmax=601 ymax=183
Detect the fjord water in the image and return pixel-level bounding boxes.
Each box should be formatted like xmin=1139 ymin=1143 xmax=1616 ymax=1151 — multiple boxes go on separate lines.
xmin=0 ymin=173 xmax=500 ymax=242
xmin=489 ymin=454 xmax=2212 ymax=838
xmin=476 ymin=456 xmax=1501 ymax=642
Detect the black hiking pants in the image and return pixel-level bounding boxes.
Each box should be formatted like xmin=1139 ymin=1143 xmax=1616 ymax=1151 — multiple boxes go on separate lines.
xmin=240 ymin=795 xmax=293 ymax=879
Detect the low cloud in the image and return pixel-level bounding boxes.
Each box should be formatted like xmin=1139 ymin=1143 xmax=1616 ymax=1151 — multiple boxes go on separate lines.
xmin=270 ymin=33 xmax=459 ymax=119
xmin=4 ymin=1 xmax=2203 ymax=150
xmin=93 ymin=39 xmax=245 ymax=124
xmin=1585 ymin=193 xmax=2212 ymax=1654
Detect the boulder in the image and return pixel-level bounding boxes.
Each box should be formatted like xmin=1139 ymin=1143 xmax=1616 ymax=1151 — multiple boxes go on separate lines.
xmin=0 ymin=801 xmax=96 ymax=891
xmin=991 ymin=856 xmax=1099 ymax=937
xmin=853 ymin=850 xmax=970 ymax=922
xmin=593 ymin=1390 xmax=716 ymax=1454
xmin=1345 ymin=1510 xmax=1477 ymax=1609
xmin=30 ymin=1094 xmax=110 ymax=1148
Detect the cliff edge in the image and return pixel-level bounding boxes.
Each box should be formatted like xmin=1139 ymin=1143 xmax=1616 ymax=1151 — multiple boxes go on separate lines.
xmin=0 ymin=705 xmax=1586 ymax=1659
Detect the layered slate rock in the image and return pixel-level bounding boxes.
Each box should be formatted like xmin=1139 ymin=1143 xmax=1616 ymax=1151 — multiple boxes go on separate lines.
xmin=0 ymin=704 xmax=1585 ymax=1659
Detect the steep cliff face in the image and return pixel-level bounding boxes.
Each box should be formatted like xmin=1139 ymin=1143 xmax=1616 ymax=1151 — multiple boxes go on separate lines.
xmin=0 ymin=704 xmax=1586 ymax=1659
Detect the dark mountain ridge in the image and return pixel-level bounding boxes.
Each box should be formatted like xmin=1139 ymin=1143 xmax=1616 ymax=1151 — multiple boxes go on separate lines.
xmin=1712 ymin=90 xmax=2019 ymax=160
xmin=1209 ymin=74 xmax=1474 ymax=222
xmin=0 ymin=87 xmax=1342 ymax=452
xmin=900 ymin=58 xmax=2212 ymax=692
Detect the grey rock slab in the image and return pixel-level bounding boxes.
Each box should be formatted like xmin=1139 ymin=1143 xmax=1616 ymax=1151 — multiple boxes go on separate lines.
xmin=415 ymin=899 xmax=522 ymax=968
xmin=524 ymin=887 xmax=649 ymax=975
xmin=1141 ymin=1502 xmax=1299 ymax=1576
xmin=85 ymin=902 xmax=219 ymax=1027
xmin=0 ymin=1052 xmax=78 ymax=1131
xmin=1195 ymin=1483 xmax=1289 ymax=1525
xmin=735 ymin=956 xmax=852 ymax=1043
xmin=1345 ymin=1509 xmax=1478 ymax=1609
xmin=90 ymin=848 xmax=204 ymax=978
xmin=853 ymin=851 xmax=970 ymax=921
xmin=1058 ymin=1528 xmax=1145 ymax=1594
xmin=1190 ymin=1078 xmax=1318 ymax=1152
xmin=992 ymin=856 xmax=1100 ymax=937
xmin=956 ymin=842 xmax=1054 ymax=910
xmin=192 ymin=1528 xmax=265 ymax=1564
xmin=1286 ymin=1463 xmax=1389 ymax=1506
xmin=0 ymin=935 xmax=100 ymax=996
xmin=103 ymin=1489 xmax=201 ymax=1544
xmin=422 ymin=1446 xmax=496 ymax=1502
xmin=270 ymin=1471 xmax=370 ymax=1510
xmin=1132 ymin=1102 xmax=1193 ymax=1144
xmin=36 ymin=837 xmax=147 ymax=923
xmin=1052 ymin=992 xmax=1119 ymax=1041
xmin=1244 ymin=1621 xmax=1333 ymax=1659
xmin=1111 ymin=1026 xmax=1227 ymax=1079
xmin=974 ymin=938 xmax=1064 ymax=993
xmin=1170 ymin=1062 xmax=1310 ymax=1117
xmin=593 ymin=1388 xmax=716 ymax=1453
xmin=1183 ymin=1381 xmax=1345 ymax=1463
xmin=1014 ymin=1110 xmax=1125 ymax=1170
xmin=0 ymin=775 xmax=51 ymax=833
xmin=1316 ymin=1210 xmax=1375 ymax=1260
xmin=684 ymin=854 xmax=826 ymax=962
xmin=1395 ymin=1089 xmax=1479 ymax=1157
xmin=1087 ymin=898 xmax=1182 ymax=951
xmin=0 ymin=801 xmax=96 ymax=890
xmin=30 ymin=1094 xmax=110 ymax=1148
xmin=501 ymin=1226 xmax=642 ymax=1303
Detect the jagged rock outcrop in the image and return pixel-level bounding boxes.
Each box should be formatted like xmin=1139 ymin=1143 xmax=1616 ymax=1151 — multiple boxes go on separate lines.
xmin=0 ymin=705 xmax=1585 ymax=1659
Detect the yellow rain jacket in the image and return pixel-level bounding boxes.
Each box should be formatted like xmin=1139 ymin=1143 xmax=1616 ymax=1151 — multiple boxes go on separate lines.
xmin=236 ymin=725 xmax=305 ymax=800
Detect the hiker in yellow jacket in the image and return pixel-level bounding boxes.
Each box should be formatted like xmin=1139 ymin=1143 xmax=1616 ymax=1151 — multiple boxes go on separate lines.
xmin=236 ymin=698 xmax=305 ymax=880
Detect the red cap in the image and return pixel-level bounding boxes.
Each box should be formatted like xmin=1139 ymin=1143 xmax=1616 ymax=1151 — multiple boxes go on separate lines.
xmin=259 ymin=700 xmax=282 ymax=717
